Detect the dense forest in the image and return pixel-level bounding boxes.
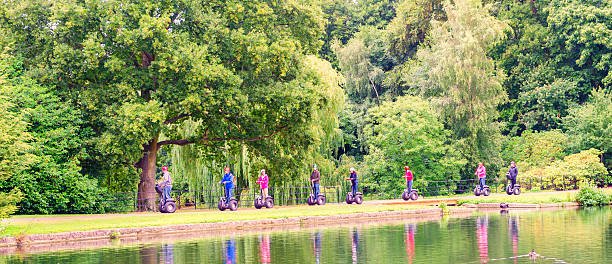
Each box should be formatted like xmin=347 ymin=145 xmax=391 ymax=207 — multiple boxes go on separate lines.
xmin=0 ymin=0 xmax=610 ymax=214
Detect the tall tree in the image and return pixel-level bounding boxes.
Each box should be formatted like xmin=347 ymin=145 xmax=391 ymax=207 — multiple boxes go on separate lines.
xmin=414 ymin=0 xmax=510 ymax=177
xmin=2 ymin=0 xmax=333 ymax=210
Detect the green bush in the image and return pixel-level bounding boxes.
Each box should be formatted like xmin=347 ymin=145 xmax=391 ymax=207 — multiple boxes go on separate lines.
xmin=576 ymin=183 xmax=610 ymax=206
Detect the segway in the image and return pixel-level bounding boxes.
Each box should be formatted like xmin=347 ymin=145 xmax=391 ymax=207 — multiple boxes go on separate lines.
xmin=344 ymin=178 xmax=363 ymax=204
xmin=218 ymin=184 xmax=238 ymax=211
xmin=505 ymin=181 xmax=521 ymax=195
xmin=155 ymin=184 xmax=177 ymax=213
xmin=254 ymin=189 xmax=274 ymax=209
xmin=402 ymin=188 xmax=419 ymax=201
xmin=474 ymin=185 xmax=491 ymax=196
xmin=307 ymin=184 xmax=326 ymax=206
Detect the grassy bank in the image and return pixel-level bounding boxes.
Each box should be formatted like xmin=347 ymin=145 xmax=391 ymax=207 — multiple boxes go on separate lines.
xmin=3 ymin=204 xmax=429 ymax=237
xmin=457 ymin=188 xmax=612 ymax=205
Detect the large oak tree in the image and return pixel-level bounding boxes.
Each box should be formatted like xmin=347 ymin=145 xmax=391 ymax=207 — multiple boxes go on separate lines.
xmin=2 ymin=0 xmax=337 ymax=210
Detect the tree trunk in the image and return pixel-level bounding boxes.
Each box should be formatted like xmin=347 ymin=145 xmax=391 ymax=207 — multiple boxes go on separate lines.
xmin=136 ymin=137 xmax=159 ymax=211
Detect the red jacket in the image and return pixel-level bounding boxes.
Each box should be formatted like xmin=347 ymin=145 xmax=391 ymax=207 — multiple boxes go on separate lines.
xmin=404 ymin=170 xmax=413 ymax=181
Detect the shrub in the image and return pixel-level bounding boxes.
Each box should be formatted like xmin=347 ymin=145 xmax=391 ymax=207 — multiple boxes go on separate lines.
xmin=576 ymin=182 xmax=610 ymax=206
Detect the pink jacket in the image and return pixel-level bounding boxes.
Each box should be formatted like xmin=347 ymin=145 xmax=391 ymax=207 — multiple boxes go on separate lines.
xmin=476 ymin=166 xmax=486 ymax=178
xmin=257 ymin=174 xmax=269 ymax=189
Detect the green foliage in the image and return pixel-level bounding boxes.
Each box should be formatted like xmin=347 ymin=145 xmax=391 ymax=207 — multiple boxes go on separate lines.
xmin=490 ymin=0 xmax=612 ymax=134
xmin=387 ymin=0 xmax=444 ymax=59
xmin=564 ymin=89 xmax=612 ymax=171
xmin=362 ymin=96 xmax=465 ymax=196
xmin=499 ymin=130 xmax=568 ymax=176
xmin=414 ymin=0 xmax=510 ymax=178
xmin=521 ymin=149 xmax=608 ymax=190
xmin=576 ymin=182 xmax=610 ymax=206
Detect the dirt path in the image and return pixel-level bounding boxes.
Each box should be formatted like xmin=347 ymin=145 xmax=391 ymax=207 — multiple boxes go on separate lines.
xmin=6 ymin=190 xmax=577 ymax=223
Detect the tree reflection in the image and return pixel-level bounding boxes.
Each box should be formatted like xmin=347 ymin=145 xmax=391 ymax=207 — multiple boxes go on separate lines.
xmin=139 ymin=245 xmax=157 ymax=264
xmin=476 ymin=216 xmax=489 ymax=263
xmin=405 ymin=223 xmax=416 ymax=264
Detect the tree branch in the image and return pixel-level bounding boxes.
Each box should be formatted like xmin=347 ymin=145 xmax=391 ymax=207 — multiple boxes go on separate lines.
xmin=163 ymin=114 xmax=190 ymax=125
xmin=157 ymin=126 xmax=288 ymax=147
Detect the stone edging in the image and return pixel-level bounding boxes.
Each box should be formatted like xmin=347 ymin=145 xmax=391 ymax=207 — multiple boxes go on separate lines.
xmin=0 ymin=208 xmax=444 ymax=248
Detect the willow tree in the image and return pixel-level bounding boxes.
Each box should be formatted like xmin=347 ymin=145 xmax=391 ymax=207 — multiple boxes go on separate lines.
xmin=2 ymin=0 xmax=330 ymax=210
xmin=414 ymin=0 xmax=510 ymax=177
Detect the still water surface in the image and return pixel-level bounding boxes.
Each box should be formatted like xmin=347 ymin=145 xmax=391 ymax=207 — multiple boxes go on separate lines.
xmin=3 ymin=207 xmax=610 ymax=264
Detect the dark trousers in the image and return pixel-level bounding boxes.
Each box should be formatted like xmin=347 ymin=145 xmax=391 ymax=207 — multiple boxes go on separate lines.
xmin=313 ymin=183 xmax=320 ymax=197
xmin=509 ymin=178 xmax=516 ymax=188
xmin=479 ymin=177 xmax=486 ymax=190
xmin=351 ymin=182 xmax=357 ymax=196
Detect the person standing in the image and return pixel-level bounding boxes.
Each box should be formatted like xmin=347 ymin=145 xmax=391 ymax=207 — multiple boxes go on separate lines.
xmin=404 ymin=166 xmax=414 ymax=195
xmin=346 ymin=168 xmax=358 ymax=196
xmin=508 ymin=161 xmax=518 ymax=189
xmin=475 ymin=162 xmax=487 ymax=190
xmin=310 ymin=165 xmax=320 ymax=197
xmin=257 ymin=169 xmax=269 ymax=198
xmin=219 ymin=167 xmax=235 ymax=202
xmin=161 ymin=166 xmax=172 ymax=202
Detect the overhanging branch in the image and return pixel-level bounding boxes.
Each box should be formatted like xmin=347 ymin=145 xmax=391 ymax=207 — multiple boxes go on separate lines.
xmin=157 ymin=126 xmax=288 ymax=148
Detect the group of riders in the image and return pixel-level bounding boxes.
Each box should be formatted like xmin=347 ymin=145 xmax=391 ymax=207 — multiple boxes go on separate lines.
xmin=155 ymin=161 xmax=519 ymax=211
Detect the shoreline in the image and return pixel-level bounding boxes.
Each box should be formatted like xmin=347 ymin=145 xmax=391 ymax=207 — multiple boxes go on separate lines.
xmin=0 ymin=202 xmax=590 ymax=255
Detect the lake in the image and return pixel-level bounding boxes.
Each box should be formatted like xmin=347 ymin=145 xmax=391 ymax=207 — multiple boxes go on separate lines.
xmin=3 ymin=207 xmax=610 ymax=263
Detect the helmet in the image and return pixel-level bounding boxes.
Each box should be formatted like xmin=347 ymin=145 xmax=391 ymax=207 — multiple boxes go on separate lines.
xmin=313 ymin=164 xmax=317 ymax=168
xmin=404 ymin=166 xmax=409 ymax=170
xmin=162 ymin=166 xmax=168 ymax=171
xmin=349 ymin=167 xmax=355 ymax=172
xmin=224 ymin=167 xmax=230 ymax=172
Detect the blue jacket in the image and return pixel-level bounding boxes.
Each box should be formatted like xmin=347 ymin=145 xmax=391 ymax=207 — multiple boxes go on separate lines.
xmin=349 ymin=171 xmax=358 ymax=185
xmin=222 ymin=173 xmax=234 ymax=189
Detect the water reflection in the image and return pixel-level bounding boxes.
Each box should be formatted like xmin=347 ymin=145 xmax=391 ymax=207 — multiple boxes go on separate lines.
xmin=224 ymin=239 xmax=237 ymax=264
xmin=160 ymin=244 xmax=174 ymax=264
xmin=508 ymin=216 xmax=519 ymax=264
xmin=140 ymin=245 xmax=157 ymax=264
xmin=259 ymin=235 xmax=271 ymax=264
xmin=312 ymin=230 xmax=322 ymax=264
xmin=405 ymin=223 xmax=416 ymax=264
xmin=476 ymin=216 xmax=489 ymax=263
xmin=351 ymin=228 xmax=360 ymax=264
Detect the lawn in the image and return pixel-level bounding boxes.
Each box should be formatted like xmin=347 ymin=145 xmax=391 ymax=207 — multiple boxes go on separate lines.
xmin=3 ymin=203 xmax=430 ymax=237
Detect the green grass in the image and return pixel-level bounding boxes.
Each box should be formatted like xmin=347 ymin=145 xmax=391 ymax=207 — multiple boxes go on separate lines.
xmin=457 ymin=192 xmax=577 ymax=205
xmin=3 ymin=203 xmax=429 ymax=237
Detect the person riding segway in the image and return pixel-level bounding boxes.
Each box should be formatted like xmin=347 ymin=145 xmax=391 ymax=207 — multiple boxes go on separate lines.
xmin=402 ymin=166 xmax=419 ymax=201
xmin=255 ymin=169 xmax=273 ymax=209
xmin=345 ymin=168 xmax=363 ymax=204
xmin=156 ymin=166 xmax=177 ymax=213
xmin=505 ymin=161 xmax=521 ymax=195
xmin=474 ymin=162 xmax=491 ymax=196
xmin=307 ymin=165 xmax=326 ymax=205
xmin=218 ymin=167 xmax=238 ymax=211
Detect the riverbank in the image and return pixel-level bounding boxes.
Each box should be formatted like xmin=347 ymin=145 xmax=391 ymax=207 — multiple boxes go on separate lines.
xmin=1 ymin=190 xmax=607 ymax=251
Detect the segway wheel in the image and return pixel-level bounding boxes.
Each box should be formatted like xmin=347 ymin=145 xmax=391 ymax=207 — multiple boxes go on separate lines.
xmin=513 ymin=187 xmax=521 ymax=195
xmin=410 ymin=191 xmax=419 ymax=201
xmin=308 ymin=195 xmax=316 ymax=206
xmin=355 ymin=194 xmax=363 ymax=205
xmin=218 ymin=198 xmax=226 ymax=211
xmin=165 ymin=201 xmax=177 ymax=213
xmin=346 ymin=193 xmax=353 ymax=204
xmin=229 ymin=199 xmax=238 ymax=211
xmin=506 ymin=185 xmax=513 ymax=195
xmin=483 ymin=187 xmax=491 ymax=196
xmin=159 ymin=202 xmax=166 ymax=213
xmin=402 ymin=190 xmax=410 ymax=201
xmin=317 ymin=195 xmax=326 ymax=205
xmin=254 ymin=197 xmax=263 ymax=209
xmin=265 ymin=197 xmax=274 ymax=209
xmin=474 ymin=187 xmax=481 ymax=196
